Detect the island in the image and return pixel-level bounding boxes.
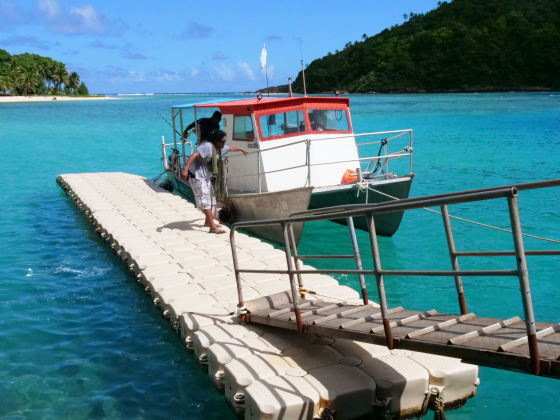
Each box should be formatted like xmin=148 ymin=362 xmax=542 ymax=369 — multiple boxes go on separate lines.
xmin=290 ymin=0 xmax=559 ymax=93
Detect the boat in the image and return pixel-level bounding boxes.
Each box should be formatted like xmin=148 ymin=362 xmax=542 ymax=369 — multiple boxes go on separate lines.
xmin=159 ymin=94 xmax=414 ymax=242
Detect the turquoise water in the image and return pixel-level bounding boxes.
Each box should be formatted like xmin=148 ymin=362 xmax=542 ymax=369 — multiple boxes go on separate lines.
xmin=1 ymin=93 xmax=559 ymax=418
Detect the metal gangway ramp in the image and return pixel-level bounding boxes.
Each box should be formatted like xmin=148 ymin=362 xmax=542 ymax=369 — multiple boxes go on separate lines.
xmin=229 ymin=179 xmax=560 ymax=379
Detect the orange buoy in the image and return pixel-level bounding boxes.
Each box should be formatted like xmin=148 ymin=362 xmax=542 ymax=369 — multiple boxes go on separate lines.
xmin=341 ymin=169 xmax=358 ymax=184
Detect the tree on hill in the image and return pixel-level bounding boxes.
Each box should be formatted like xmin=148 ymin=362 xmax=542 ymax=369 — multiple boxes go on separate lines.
xmin=292 ymin=0 xmax=560 ymax=93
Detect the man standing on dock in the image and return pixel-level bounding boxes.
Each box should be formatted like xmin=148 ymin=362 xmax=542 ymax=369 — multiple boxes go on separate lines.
xmin=180 ymin=130 xmax=247 ymax=234
xmin=182 ymin=111 xmax=221 ymax=144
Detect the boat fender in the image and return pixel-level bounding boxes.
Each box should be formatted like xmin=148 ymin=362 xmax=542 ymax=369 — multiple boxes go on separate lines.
xmin=218 ymin=207 xmax=232 ymax=223
xmin=341 ymin=169 xmax=358 ymax=184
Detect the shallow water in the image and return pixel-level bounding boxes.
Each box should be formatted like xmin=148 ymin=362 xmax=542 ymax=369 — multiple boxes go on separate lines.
xmin=0 ymin=92 xmax=559 ymax=418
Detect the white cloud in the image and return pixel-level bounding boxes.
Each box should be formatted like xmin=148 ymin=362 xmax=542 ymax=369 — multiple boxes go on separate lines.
xmin=70 ymin=5 xmax=104 ymax=31
xmin=78 ymin=65 xmax=186 ymax=85
xmin=127 ymin=70 xmax=145 ymax=82
xmin=158 ymin=72 xmax=181 ymax=82
xmin=214 ymin=64 xmax=235 ymax=81
xmin=37 ymin=0 xmax=60 ymax=18
xmin=237 ymin=61 xmax=256 ymax=80
xmin=35 ymin=0 xmax=126 ymax=35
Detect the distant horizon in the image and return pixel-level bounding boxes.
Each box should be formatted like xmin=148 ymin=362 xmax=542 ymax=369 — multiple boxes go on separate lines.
xmin=99 ymin=89 xmax=560 ymax=96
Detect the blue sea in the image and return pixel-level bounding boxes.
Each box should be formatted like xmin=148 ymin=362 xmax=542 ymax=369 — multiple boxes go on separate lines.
xmin=1 ymin=92 xmax=559 ymax=419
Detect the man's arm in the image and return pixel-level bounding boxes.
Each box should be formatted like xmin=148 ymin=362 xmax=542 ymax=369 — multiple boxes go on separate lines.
xmin=228 ymin=146 xmax=248 ymax=156
xmin=180 ymin=150 xmax=201 ymax=180
xmin=182 ymin=120 xmax=197 ymax=138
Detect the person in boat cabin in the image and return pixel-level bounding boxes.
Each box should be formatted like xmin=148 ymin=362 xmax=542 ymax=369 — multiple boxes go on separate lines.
xmin=180 ymin=129 xmax=248 ymax=234
xmin=309 ymin=110 xmax=327 ymax=131
xmin=182 ymin=111 xmax=222 ymax=144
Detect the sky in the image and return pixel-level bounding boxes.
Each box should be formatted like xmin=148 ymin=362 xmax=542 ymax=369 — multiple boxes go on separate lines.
xmin=1 ymin=0 xmax=442 ymax=94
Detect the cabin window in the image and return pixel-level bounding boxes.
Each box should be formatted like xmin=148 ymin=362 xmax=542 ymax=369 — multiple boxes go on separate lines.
xmin=233 ymin=116 xmax=254 ymax=141
xmin=308 ymin=109 xmax=349 ymax=132
xmin=259 ymin=110 xmax=305 ymax=139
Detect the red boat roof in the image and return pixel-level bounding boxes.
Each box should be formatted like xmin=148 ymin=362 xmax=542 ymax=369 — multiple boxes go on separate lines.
xmin=194 ymin=96 xmax=350 ymax=114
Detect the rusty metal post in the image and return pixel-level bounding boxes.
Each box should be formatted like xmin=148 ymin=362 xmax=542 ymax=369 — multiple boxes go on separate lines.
xmin=366 ymin=213 xmax=393 ymax=349
xmin=347 ymin=217 xmax=368 ymax=305
xmin=229 ymin=227 xmax=247 ymax=323
xmin=288 ymin=224 xmax=305 ymax=298
xmin=282 ymin=222 xmax=304 ymax=333
xmin=441 ymin=205 xmax=467 ymax=315
xmin=507 ymin=190 xmax=540 ymax=375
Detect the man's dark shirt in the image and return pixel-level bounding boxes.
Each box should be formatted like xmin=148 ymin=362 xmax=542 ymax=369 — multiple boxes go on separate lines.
xmin=185 ymin=118 xmax=220 ymax=142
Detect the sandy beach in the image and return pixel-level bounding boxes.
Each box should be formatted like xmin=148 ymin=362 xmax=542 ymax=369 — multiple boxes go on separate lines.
xmin=0 ymin=95 xmax=115 ymax=103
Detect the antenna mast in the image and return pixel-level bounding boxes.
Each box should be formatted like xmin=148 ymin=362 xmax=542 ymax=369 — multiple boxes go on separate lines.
xmin=301 ymin=60 xmax=307 ymax=96
xmin=298 ymin=35 xmax=307 ymax=96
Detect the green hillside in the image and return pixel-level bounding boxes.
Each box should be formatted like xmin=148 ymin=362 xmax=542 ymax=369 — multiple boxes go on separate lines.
xmin=0 ymin=49 xmax=89 ymax=96
xmin=292 ymin=0 xmax=560 ymax=93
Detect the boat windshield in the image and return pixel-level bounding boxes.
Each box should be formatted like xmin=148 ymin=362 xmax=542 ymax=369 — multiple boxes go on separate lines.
xmin=308 ymin=109 xmax=349 ymax=132
xmin=259 ymin=110 xmax=305 ymax=139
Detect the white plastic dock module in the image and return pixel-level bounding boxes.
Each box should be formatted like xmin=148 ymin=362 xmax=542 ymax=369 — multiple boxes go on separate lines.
xmin=57 ymin=172 xmax=479 ymax=419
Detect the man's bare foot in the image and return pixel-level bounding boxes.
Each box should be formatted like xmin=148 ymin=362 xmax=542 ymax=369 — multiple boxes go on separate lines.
xmin=205 ymin=222 xmax=223 ymax=227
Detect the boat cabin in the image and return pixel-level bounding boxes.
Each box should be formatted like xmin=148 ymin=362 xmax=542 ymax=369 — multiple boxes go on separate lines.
xmin=172 ymin=96 xmax=361 ymax=194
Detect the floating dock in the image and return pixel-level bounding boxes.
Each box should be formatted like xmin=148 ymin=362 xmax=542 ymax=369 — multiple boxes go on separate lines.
xmin=57 ymin=172 xmax=479 ymax=419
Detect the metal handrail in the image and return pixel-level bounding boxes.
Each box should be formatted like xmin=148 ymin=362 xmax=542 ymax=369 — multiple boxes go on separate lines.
xmin=223 ymin=151 xmax=411 ymax=181
xmin=230 ymin=178 xmax=560 ymax=376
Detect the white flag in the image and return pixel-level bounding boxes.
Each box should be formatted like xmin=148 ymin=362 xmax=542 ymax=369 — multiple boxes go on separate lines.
xmin=260 ymin=43 xmax=267 ymax=70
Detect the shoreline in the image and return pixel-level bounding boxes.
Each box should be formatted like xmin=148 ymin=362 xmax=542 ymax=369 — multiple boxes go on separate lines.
xmin=0 ymin=95 xmax=116 ymax=104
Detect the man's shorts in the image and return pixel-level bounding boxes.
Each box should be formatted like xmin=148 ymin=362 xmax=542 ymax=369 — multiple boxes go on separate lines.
xmin=189 ymin=177 xmax=215 ymax=210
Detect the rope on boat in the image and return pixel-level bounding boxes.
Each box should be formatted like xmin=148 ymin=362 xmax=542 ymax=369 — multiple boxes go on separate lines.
xmin=151 ymin=170 xmax=166 ymax=183
xmin=417 ymin=390 xmax=431 ymax=419
xmin=364 ymin=185 xmax=560 ymax=244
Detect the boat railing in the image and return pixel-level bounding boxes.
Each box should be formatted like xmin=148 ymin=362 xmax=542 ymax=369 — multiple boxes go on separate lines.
xmin=229 ymin=178 xmax=560 ymax=376
xmin=160 ymin=136 xmax=194 ymax=176
xmin=223 ymin=129 xmax=413 ymax=192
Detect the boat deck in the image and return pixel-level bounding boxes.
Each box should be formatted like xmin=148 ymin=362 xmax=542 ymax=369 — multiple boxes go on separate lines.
xmin=246 ymin=295 xmax=560 ymax=379
xmin=57 ymin=172 xmax=479 ymax=419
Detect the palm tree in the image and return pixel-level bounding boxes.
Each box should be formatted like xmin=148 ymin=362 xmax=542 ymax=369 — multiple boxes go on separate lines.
xmin=0 ymin=75 xmax=9 ymax=94
xmin=21 ymin=66 xmax=40 ymax=95
xmin=45 ymin=62 xmax=57 ymax=92
xmin=53 ymin=63 xmax=68 ymax=94
xmin=68 ymin=72 xmax=80 ymax=95
xmin=8 ymin=61 xmax=22 ymax=95
xmin=38 ymin=61 xmax=50 ymax=91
